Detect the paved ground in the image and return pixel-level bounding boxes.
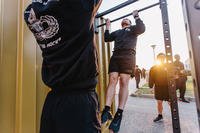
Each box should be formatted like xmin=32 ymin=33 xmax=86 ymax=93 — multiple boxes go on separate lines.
xmin=112 ymin=78 xmax=199 ymax=133
xmin=114 ymin=96 xmax=199 ymax=133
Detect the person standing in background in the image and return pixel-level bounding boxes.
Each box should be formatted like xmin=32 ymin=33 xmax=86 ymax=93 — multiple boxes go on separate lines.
xmin=142 ymin=68 xmax=146 ymax=79
xmin=135 ymin=65 xmax=142 ymax=89
xmin=174 ymin=54 xmax=189 ymax=103
xmin=149 ymin=53 xmax=170 ymax=122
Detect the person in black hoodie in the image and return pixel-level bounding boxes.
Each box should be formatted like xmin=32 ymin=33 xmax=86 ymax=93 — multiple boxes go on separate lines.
xmin=174 ymin=54 xmax=189 ymax=103
xmin=24 ymin=0 xmax=102 ymax=133
xmin=101 ymin=10 xmax=145 ymax=133
xmin=149 ymin=53 xmax=170 ymax=122
xmin=134 ymin=65 xmax=142 ymax=89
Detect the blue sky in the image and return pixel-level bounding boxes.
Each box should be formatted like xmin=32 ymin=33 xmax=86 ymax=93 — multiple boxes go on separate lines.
xmin=98 ymin=0 xmax=189 ymax=69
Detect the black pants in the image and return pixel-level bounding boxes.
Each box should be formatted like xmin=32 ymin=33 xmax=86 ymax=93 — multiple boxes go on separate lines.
xmin=176 ymin=77 xmax=187 ymax=99
xmin=40 ymin=90 xmax=101 ymax=133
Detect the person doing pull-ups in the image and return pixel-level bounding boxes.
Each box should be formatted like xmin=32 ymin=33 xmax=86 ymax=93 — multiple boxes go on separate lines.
xmin=24 ymin=0 xmax=102 ymax=133
xmin=101 ymin=10 xmax=145 ymax=133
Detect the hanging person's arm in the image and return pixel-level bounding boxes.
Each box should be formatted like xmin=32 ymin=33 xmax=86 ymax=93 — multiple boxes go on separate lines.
xmin=130 ymin=10 xmax=146 ymax=35
xmin=104 ymin=19 xmax=117 ymax=42
xmin=93 ymin=0 xmax=103 ymax=16
xmin=90 ymin=0 xmax=103 ymax=28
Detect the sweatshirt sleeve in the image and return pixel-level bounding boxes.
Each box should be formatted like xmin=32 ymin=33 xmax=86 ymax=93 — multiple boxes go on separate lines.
xmin=130 ymin=18 xmax=145 ymax=35
xmin=104 ymin=30 xmax=116 ymax=42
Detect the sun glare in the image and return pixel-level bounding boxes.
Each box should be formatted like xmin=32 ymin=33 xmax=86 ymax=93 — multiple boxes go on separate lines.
xmin=156 ymin=60 xmax=161 ymax=65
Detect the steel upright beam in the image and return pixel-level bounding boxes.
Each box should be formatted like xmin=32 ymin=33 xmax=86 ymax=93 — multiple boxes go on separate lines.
xmin=159 ymin=0 xmax=181 ymax=132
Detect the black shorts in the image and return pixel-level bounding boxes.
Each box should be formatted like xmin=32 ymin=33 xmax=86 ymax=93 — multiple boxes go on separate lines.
xmin=40 ymin=90 xmax=101 ymax=133
xmin=109 ymin=52 xmax=135 ymax=75
xmin=154 ymin=87 xmax=170 ymax=101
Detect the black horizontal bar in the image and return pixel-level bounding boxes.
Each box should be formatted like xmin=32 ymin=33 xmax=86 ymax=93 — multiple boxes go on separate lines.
xmin=96 ymin=0 xmax=139 ymax=18
xmin=97 ymin=2 xmax=160 ymax=28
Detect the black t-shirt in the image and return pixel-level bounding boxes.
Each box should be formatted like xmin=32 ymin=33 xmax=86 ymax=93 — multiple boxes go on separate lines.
xmin=24 ymin=0 xmax=100 ymax=91
xmin=149 ymin=64 xmax=169 ymax=100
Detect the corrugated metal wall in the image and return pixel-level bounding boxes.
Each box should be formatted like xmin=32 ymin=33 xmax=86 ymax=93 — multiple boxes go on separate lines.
xmin=182 ymin=0 xmax=200 ymax=125
xmin=0 ymin=0 xmax=49 ymax=133
xmin=0 ymin=1 xmax=112 ymax=133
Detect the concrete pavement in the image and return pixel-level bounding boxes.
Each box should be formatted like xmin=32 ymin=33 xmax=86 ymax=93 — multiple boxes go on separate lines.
xmin=114 ymin=96 xmax=199 ymax=133
xmin=112 ymin=77 xmax=199 ymax=133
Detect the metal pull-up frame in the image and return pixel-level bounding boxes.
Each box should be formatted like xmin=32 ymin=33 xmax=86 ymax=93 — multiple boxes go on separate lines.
xmin=96 ymin=0 xmax=139 ymax=18
xmin=96 ymin=2 xmax=160 ymax=28
xmin=95 ymin=0 xmax=181 ymax=133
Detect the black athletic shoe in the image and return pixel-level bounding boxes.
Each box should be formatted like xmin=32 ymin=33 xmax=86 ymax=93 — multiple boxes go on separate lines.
xmin=153 ymin=115 xmax=163 ymax=122
xmin=101 ymin=110 xmax=112 ymax=124
xmin=179 ymin=98 xmax=190 ymax=103
xmin=109 ymin=112 xmax=122 ymax=133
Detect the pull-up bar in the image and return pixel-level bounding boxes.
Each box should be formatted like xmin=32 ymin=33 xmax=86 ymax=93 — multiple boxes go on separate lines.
xmin=96 ymin=0 xmax=139 ymax=18
xmin=97 ymin=2 xmax=160 ymax=28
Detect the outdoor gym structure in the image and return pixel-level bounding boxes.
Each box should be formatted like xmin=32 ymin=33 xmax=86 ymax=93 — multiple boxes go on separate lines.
xmin=94 ymin=0 xmax=200 ymax=133
xmin=0 ymin=0 xmax=199 ymax=133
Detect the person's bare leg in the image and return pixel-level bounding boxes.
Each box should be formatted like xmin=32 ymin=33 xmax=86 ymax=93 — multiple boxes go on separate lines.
xmin=118 ymin=73 xmax=130 ymax=109
xmin=109 ymin=73 xmax=130 ymax=133
xmin=105 ymin=72 xmax=119 ymax=107
xmin=157 ymin=100 xmax=163 ymax=115
xmin=153 ymin=100 xmax=164 ymax=122
xmin=101 ymin=72 xmax=119 ymax=124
